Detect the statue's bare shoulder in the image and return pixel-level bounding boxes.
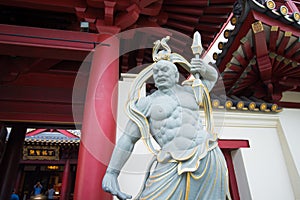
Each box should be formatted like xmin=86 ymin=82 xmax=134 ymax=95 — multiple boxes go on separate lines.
xmin=135 ymin=94 xmax=153 ymax=117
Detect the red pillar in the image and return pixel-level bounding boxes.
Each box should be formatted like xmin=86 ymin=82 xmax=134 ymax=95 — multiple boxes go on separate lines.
xmin=0 ymin=123 xmax=8 ymax=164
xmin=14 ymin=167 xmax=23 ymax=195
xmin=74 ymin=35 xmax=119 ymax=200
xmin=60 ymin=159 xmax=71 ymax=200
xmin=0 ymin=125 xmax=26 ymax=200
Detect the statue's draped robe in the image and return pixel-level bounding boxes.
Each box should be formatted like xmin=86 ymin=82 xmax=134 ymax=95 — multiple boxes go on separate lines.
xmin=136 ymin=136 xmax=229 ymax=200
xmin=134 ymin=96 xmax=230 ymax=200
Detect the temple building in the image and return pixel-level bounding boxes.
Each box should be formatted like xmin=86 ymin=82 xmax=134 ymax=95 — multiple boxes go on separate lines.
xmin=20 ymin=129 xmax=79 ymax=199
xmin=0 ymin=0 xmax=299 ymax=200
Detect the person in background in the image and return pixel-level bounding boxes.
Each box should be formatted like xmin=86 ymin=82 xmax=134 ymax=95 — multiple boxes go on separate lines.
xmin=46 ymin=185 xmax=55 ymax=200
xmin=33 ymin=181 xmax=43 ymax=195
xmin=10 ymin=190 xmax=19 ymax=200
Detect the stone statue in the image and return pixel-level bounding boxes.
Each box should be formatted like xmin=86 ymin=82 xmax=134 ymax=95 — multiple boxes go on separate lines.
xmin=102 ymin=32 xmax=231 ymax=200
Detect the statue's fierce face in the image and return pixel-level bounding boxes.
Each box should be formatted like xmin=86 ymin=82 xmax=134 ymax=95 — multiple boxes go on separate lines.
xmin=153 ymin=60 xmax=179 ymax=90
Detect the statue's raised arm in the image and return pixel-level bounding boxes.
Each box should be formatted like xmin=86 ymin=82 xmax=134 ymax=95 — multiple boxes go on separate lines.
xmin=102 ymin=32 xmax=231 ymax=200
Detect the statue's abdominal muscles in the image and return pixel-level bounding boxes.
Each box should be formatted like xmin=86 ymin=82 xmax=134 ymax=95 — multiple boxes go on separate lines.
xmin=149 ymin=92 xmax=203 ymax=152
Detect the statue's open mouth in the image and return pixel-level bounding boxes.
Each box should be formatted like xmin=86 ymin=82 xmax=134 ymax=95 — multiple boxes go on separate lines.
xmin=157 ymin=78 xmax=167 ymax=83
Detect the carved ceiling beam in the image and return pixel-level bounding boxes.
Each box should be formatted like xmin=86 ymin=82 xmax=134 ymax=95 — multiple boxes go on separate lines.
xmin=203 ymin=6 xmax=232 ymax=14
xmin=151 ymin=11 xmax=168 ymax=25
xmin=238 ymin=73 xmax=259 ymax=87
xmin=279 ymin=77 xmax=300 ymax=87
xmin=0 ymin=24 xmax=101 ymax=61
xmin=227 ymin=60 xmax=256 ymax=95
xmin=222 ymin=64 xmax=239 ymax=80
xmin=115 ymin=3 xmax=140 ymax=30
xmin=274 ymin=58 xmax=293 ymax=76
xmin=240 ymin=37 xmax=253 ymax=60
xmin=75 ymin=0 xmax=87 ymax=17
xmin=252 ymin=82 xmax=267 ymax=99
xmin=270 ymin=83 xmax=283 ymax=102
xmin=252 ymin=21 xmax=272 ymax=83
xmin=280 ymin=64 xmax=300 ymax=76
xmin=164 ymin=6 xmax=204 ymax=15
xmin=196 ymin=24 xmax=221 ymax=34
xmin=277 ymin=31 xmax=292 ymax=55
xmin=164 ymin=0 xmax=208 ymax=7
xmin=294 ymin=52 xmax=300 ymax=62
xmin=252 ymin=11 xmax=300 ymax=37
xmin=210 ymin=0 xmax=236 ymax=4
xmin=222 ymin=77 xmax=236 ymax=88
xmin=139 ymin=0 xmax=158 ymax=8
xmin=86 ymin=0 xmax=105 ymax=8
xmin=272 ymin=54 xmax=285 ymax=74
xmin=269 ymin=26 xmax=279 ymax=52
xmin=167 ymin=13 xmax=199 ymax=24
xmin=167 ymin=20 xmax=195 ymax=33
xmin=140 ymin=0 xmax=162 ymax=16
xmin=230 ymin=79 xmax=255 ymax=95
xmin=104 ymin=1 xmax=116 ymax=25
xmin=224 ymin=52 xmax=253 ymax=94
xmin=200 ymin=35 xmax=215 ymax=48
xmin=285 ymin=38 xmax=300 ymax=58
xmin=95 ymin=20 xmax=121 ymax=35
xmin=232 ymin=51 xmax=248 ymax=68
xmin=169 ymin=37 xmax=189 ymax=49
xmin=75 ymin=6 xmax=99 ymax=32
xmin=226 ymin=63 xmax=244 ymax=72
xmin=218 ymin=13 xmax=255 ymax=72
xmin=198 ymin=15 xmax=228 ymax=24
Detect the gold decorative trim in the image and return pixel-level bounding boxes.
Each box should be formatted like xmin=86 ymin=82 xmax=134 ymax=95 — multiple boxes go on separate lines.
xmin=237 ymin=101 xmax=244 ymax=110
xmin=23 ymin=146 xmax=59 ymax=161
xmin=266 ymin=0 xmax=276 ymax=10
xmin=292 ymin=12 xmax=300 ymax=22
xmin=270 ymin=26 xmax=279 ymax=32
xmin=279 ymin=5 xmax=288 ymax=16
xmin=230 ymin=16 xmax=237 ymax=25
xmin=284 ymin=31 xmax=292 ymax=37
xmin=252 ymin=21 xmax=264 ymax=33
xmin=225 ymin=100 xmax=233 ymax=109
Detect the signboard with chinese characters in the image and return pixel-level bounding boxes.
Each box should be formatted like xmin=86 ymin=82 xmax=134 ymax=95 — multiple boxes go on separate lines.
xmin=23 ymin=146 xmax=59 ymax=160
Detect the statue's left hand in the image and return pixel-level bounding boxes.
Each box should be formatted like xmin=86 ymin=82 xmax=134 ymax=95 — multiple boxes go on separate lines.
xmin=102 ymin=172 xmax=132 ymax=200
xmin=191 ymin=58 xmax=207 ymax=77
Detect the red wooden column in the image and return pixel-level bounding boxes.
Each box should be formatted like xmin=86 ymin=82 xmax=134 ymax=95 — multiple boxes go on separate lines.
xmin=0 ymin=123 xmax=8 ymax=163
xmin=60 ymin=159 xmax=71 ymax=200
xmin=0 ymin=125 xmax=27 ymax=200
xmin=74 ymin=34 xmax=119 ymax=200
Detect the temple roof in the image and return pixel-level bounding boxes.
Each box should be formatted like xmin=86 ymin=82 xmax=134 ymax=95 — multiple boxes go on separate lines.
xmin=25 ymin=129 xmax=80 ymax=145
xmin=212 ymin=0 xmax=300 ymax=107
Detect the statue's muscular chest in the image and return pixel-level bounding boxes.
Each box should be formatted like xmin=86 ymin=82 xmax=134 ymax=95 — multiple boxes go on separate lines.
xmin=147 ymin=90 xmax=201 ymax=148
xmin=149 ymin=91 xmax=198 ymax=121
